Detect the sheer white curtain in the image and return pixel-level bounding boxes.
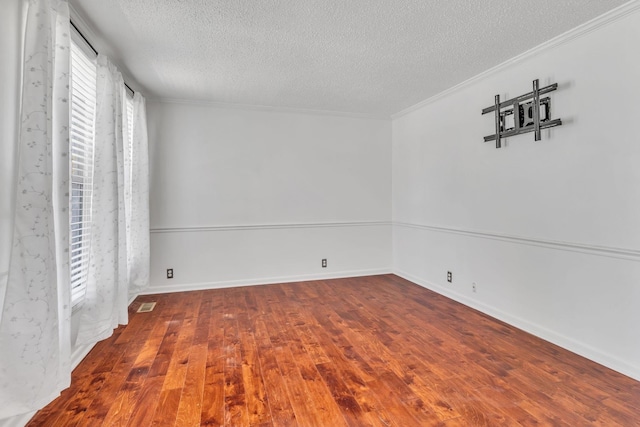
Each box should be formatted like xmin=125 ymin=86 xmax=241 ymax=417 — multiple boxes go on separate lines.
xmin=0 ymin=0 xmax=72 ymax=419
xmin=126 ymin=93 xmax=150 ymax=294
xmin=76 ymin=55 xmax=129 ymax=345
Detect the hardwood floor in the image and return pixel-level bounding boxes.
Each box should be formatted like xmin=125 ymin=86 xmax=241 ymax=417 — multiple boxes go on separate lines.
xmin=28 ymin=274 xmax=640 ymax=426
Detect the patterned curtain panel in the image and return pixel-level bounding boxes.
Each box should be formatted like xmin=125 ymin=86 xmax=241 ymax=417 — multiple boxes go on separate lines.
xmin=76 ymin=55 xmax=129 ymax=346
xmin=0 ymin=0 xmax=72 ymax=419
xmin=127 ymin=93 xmax=151 ymax=294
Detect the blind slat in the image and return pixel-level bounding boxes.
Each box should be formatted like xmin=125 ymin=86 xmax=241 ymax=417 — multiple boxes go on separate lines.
xmin=69 ymin=39 xmax=97 ymax=307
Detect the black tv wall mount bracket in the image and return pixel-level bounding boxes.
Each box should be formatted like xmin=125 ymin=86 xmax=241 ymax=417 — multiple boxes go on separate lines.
xmin=482 ymin=79 xmax=562 ymax=148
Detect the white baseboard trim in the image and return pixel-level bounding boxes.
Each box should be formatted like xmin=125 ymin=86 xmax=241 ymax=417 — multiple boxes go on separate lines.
xmin=1 ymin=293 xmax=148 ymax=427
xmin=0 ymin=412 xmax=35 ymax=427
xmin=394 ymin=269 xmax=640 ymax=382
xmin=1 ymin=343 xmax=102 ymax=427
xmin=68 ymin=292 xmax=141 ymax=378
xmin=140 ymin=268 xmax=392 ymax=295
xmin=71 ymin=293 xmax=139 ymax=366
xmin=70 ymin=342 xmax=95 ymax=371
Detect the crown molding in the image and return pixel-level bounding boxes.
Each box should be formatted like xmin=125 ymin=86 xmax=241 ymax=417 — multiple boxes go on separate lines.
xmin=150 ymin=221 xmax=391 ymax=234
xmin=149 ymin=97 xmax=390 ymax=121
xmin=392 ymin=0 xmax=640 ymax=119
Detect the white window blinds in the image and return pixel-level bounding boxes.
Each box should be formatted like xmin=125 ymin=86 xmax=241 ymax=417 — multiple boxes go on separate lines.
xmin=69 ymin=39 xmax=97 ymax=306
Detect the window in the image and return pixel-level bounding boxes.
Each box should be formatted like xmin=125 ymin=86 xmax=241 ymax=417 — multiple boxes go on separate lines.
xmin=69 ymin=37 xmax=97 ymax=306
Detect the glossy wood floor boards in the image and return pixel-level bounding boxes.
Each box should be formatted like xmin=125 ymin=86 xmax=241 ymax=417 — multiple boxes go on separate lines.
xmin=28 ymin=274 xmax=640 ymax=426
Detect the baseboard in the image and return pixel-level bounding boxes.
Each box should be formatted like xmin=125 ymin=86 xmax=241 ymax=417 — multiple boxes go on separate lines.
xmin=0 ymin=292 xmax=148 ymax=427
xmin=394 ymin=269 xmax=640 ymax=382
xmin=128 ymin=293 xmax=139 ymax=305
xmin=0 ymin=412 xmax=35 ymax=427
xmin=140 ymin=268 xmax=392 ymax=295
xmin=0 ymin=346 xmax=95 ymax=426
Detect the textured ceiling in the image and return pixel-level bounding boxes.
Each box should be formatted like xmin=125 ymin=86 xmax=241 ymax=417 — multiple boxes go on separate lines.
xmin=71 ymin=0 xmax=629 ymax=116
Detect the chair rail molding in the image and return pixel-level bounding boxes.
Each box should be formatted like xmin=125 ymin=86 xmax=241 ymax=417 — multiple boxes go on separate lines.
xmin=393 ymin=221 xmax=640 ymax=262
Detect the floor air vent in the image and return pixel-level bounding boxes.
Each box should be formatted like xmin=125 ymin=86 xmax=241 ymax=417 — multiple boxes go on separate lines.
xmin=137 ymin=302 xmax=156 ymax=313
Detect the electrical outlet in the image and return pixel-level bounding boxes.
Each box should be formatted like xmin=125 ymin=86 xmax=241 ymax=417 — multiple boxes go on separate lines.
xmin=167 ymin=268 xmax=173 ymax=279
xmin=472 ymin=282 xmax=477 ymax=293
xmin=447 ymin=271 xmax=452 ymax=283
xmin=322 ymin=259 xmax=327 ymax=268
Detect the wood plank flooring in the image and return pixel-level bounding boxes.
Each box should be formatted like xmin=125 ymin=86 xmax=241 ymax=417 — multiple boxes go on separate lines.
xmin=28 ymin=274 xmax=640 ymax=426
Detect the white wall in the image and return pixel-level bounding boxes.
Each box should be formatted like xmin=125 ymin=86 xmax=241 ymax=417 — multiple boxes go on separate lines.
xmin=392 ymin=8 xmax=640 ymax=380
xmin=147 ymin=102 xmax=392 ymax=293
